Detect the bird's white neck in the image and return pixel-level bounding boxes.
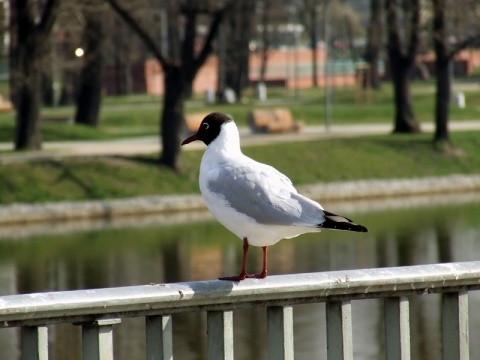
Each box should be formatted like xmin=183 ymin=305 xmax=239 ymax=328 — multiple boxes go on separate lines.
xmin=206 ymin=121 xmax=242 ymax=158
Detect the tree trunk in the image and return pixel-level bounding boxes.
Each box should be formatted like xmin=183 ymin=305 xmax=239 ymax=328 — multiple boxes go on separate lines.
xmin=224 ymin=0 xmax=254 ymax=99
xmin=309 ymin=8 xmax=318 ymax=88
xmin=112 ymin=17 xmax=132 ymax=95
xmin=74 ymin=8 xmax=104 ymax=127
xmin=364 ymin=0 xmax=382 ymax=89
xmin=433 ymin=0 xmax=451 ymax=147
xmin=258 ymin=0 xmax=270 ymax=84
xmin=59 ymin=70 xmax=77 ymax=106
xmin=15 ymin=68 xmax=43 ymax=149
xmin=391 ymin=59 xmax=420 ymax=133
xmin=434 ymin=52 xmax=451 ymax=145
xmin=41 ymin=53 xmax=54 ymax=106
xmin=12 ymin=30 xmax=47 ymax=150
xmin=259 ymin=48 xmax=268 ymax=84
xmin=432 ymin=0 xmax=480 ymax=148
xmin=58 ymin=37 xmax=78 ymax=105
xmin=160 ymin=66 xmax=188 ymax=169
xmin=385 ymin=0 xmax=421 ymax=133
xmin=9 ymin=0 xmax=59 ymax=150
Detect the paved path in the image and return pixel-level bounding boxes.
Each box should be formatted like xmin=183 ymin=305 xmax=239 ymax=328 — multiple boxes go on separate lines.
xmin=1 ymin=120 xmax=480 ymax=163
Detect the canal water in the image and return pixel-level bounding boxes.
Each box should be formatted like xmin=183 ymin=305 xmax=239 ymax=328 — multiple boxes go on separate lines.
xmin=0 ymin=192 xmax=480 ymax=359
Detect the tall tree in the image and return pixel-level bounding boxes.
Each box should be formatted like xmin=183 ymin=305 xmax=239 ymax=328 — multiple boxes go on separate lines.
xmin=256 ymin=0 xmax=273 ymax=84
xmin=74 ymin=1 xmax=106 ymax=127
xmin=9 ymin=0 xmax=60 ymax=150
xmin=364 ymin=0 xmax=382 ymax=89
xmin=221 ymin=0 xmax=255 ymax=99
xmin=111 ymin=17 xmax=135 ymax=95
xmin=385 ymin=0 xmax=421 ymax=133
xmin=106 ymin=0 xmax=232 ymax=170
xmin=298 ymin=0 xmax=321 ymax=88
xmin=432 ymin=0 xmax=480 ymax=149
xmin=57 ymin=30 xmax=80 ymax=106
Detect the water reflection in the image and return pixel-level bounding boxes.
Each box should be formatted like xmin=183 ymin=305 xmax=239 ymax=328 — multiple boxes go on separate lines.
xmin=1 ymin=193 xmax=480 ymax=359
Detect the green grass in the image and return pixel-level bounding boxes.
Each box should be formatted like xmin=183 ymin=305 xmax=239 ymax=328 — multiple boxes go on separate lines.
xmin=1 ymin=80 xmax=479 ymax=205
xmin=1 ymin=80 xmax=479 ymax=142
xmin=1 ymin=130 xmax=479 ymax=205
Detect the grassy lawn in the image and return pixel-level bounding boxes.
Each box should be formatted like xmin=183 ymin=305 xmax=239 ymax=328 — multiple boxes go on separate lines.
xmin=0 ymin=130 xmax=479 ymax=205
xmin=1 ymin=80 xmax=479 ymax=143
xmin=1 ymin=80 xmax=479 ymax=205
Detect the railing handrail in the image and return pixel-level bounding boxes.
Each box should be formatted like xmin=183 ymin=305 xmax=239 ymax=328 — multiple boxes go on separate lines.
xmin=1 ymin=261 xmax=480 ymax=328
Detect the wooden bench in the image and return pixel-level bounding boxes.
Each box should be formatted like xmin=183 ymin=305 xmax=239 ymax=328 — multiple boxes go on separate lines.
xmin=184 ymin=113 xmax=208 ymax=134
xmin=248 ymin=108 xmax=304 ymax=133
xmin=0 ymin=94 xmax=13 ymax=112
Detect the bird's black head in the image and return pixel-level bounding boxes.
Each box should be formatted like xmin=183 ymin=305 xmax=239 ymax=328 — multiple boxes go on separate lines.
xmin=181 ymin=112 xmax=233 ymax=146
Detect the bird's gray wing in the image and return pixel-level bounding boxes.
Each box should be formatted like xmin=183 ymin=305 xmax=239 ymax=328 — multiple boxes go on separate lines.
xmin=206 ymin=163 xmax=324 ymax=227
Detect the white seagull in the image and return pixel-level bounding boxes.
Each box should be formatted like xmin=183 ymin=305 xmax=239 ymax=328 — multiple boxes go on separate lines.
xmin=181 ymin=112 xmax=368 ymax=281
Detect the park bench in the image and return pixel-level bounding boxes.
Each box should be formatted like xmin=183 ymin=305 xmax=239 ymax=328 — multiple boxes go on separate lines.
xmin=184 ymin=112 xmax=209 ymax=134
xmin=0 ymin=94 xmax=12 ymax=112
xmin=248 ymin=107 xmax=304 ymax=133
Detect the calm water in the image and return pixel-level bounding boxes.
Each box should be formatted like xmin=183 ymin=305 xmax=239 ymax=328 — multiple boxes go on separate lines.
xmin=1 ymin=193 xmax=480 ymax=359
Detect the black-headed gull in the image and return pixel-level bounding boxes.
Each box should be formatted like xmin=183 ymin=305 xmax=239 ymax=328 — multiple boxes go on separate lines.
xmin=181 ymin=112 xmax=368 ymax=281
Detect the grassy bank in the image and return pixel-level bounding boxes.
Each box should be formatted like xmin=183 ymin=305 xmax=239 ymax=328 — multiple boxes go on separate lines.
xmin=1 ymin=81 xmax=479 ymax=142
xmin=1 ymin=130 xmax=479 ymax=205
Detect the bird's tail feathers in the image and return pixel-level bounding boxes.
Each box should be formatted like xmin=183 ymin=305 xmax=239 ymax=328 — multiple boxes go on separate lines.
xmin=319 ymin=210 xmax=368 ymax=232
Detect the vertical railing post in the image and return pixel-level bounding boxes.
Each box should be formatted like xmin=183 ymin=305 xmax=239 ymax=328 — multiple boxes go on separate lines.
xmin=267 ymin=306 xmax=294 ymax=360
xmin=21 ymin=326 xmax=48 ymax=360
xmin=385 ymin=297 xmax=410 ymax=360
xmin=80 ymin=318 xmax=121 ymax=360
xmin=207 ymin=310 xmax=234 ymax=360
xmin=146 ymin=315 xmax=173 ymax=360
xmin=326 ymin=301 xmax=353 ymax=360
xmin=442 ymin=291 xmax=469 ymax=360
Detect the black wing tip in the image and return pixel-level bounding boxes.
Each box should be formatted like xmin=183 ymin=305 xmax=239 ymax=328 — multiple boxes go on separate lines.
xmin=353 ymin=224 xmax=368 ymax=232
xmin=320 ymin=211 xmax=368 ymax=233
xmin=321 ymin=221 xmax=368 ymax=233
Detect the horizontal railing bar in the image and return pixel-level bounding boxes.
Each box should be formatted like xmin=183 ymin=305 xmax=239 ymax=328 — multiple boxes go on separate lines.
xmin=2 ymin=285 xmax=477 ymax=329
xmin=0 ymin=262 xmax=479 ymax=328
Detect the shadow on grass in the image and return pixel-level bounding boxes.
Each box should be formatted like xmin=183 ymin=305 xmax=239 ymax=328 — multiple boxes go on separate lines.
xmin=114 ymin=154 xmax=160 ymax=167
xmin=49 ymin=160 xmax=103 ymax=199
xmin=371 ymin=134 xmax=436 ymax=151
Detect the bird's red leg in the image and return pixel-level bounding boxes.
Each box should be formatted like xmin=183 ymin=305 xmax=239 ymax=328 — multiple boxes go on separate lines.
xmin=247 ymin=246 xmax=268 ymax=279
xmin=261 ymin=246 xmax=268 ymax=277
xmin=219 ymin=238 xmax=249 ymax=281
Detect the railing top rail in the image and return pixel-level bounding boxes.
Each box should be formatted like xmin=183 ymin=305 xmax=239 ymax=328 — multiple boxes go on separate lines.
xmin=1 ymin=261 xmax=480 ymax=327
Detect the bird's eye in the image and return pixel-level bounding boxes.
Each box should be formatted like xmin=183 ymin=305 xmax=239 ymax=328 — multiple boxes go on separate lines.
xmin=203 ymin=123 xmax=209 ymax=130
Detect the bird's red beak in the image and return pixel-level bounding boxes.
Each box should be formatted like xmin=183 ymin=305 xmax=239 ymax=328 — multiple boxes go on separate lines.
xmin=181 ymin=133 xmax=199 ymax=146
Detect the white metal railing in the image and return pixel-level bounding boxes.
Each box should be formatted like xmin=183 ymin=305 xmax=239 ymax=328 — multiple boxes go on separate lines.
xmin=1 ymin=261 xmax=480 ymax=360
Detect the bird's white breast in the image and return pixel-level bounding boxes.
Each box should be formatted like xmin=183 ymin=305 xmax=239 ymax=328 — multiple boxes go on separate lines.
xmin=199 ymin=127 xmax=319 ymax=247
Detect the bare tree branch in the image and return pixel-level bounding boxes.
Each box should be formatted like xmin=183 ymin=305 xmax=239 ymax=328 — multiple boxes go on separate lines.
xmin=386 ymin=0 xmax=421 ymax=63
xmin=449 ymin=35 xmax=480 ymax=58
xmin=433 ymin=0 xmax=480 ymax=59
xmin=193 ymin=1 xmax=234 ymax=71
xmin=385 ymin=0 xmax=402 ymax=57
xmin=38 ymin=0 xmax=61 ymax=34
xmin=181 ymin=10 xmax=196 ymax=74
xmin=105 ymin=0 xmax=168 ymax=67
xmin=406 ymin=0 xmax=420 ymax=60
